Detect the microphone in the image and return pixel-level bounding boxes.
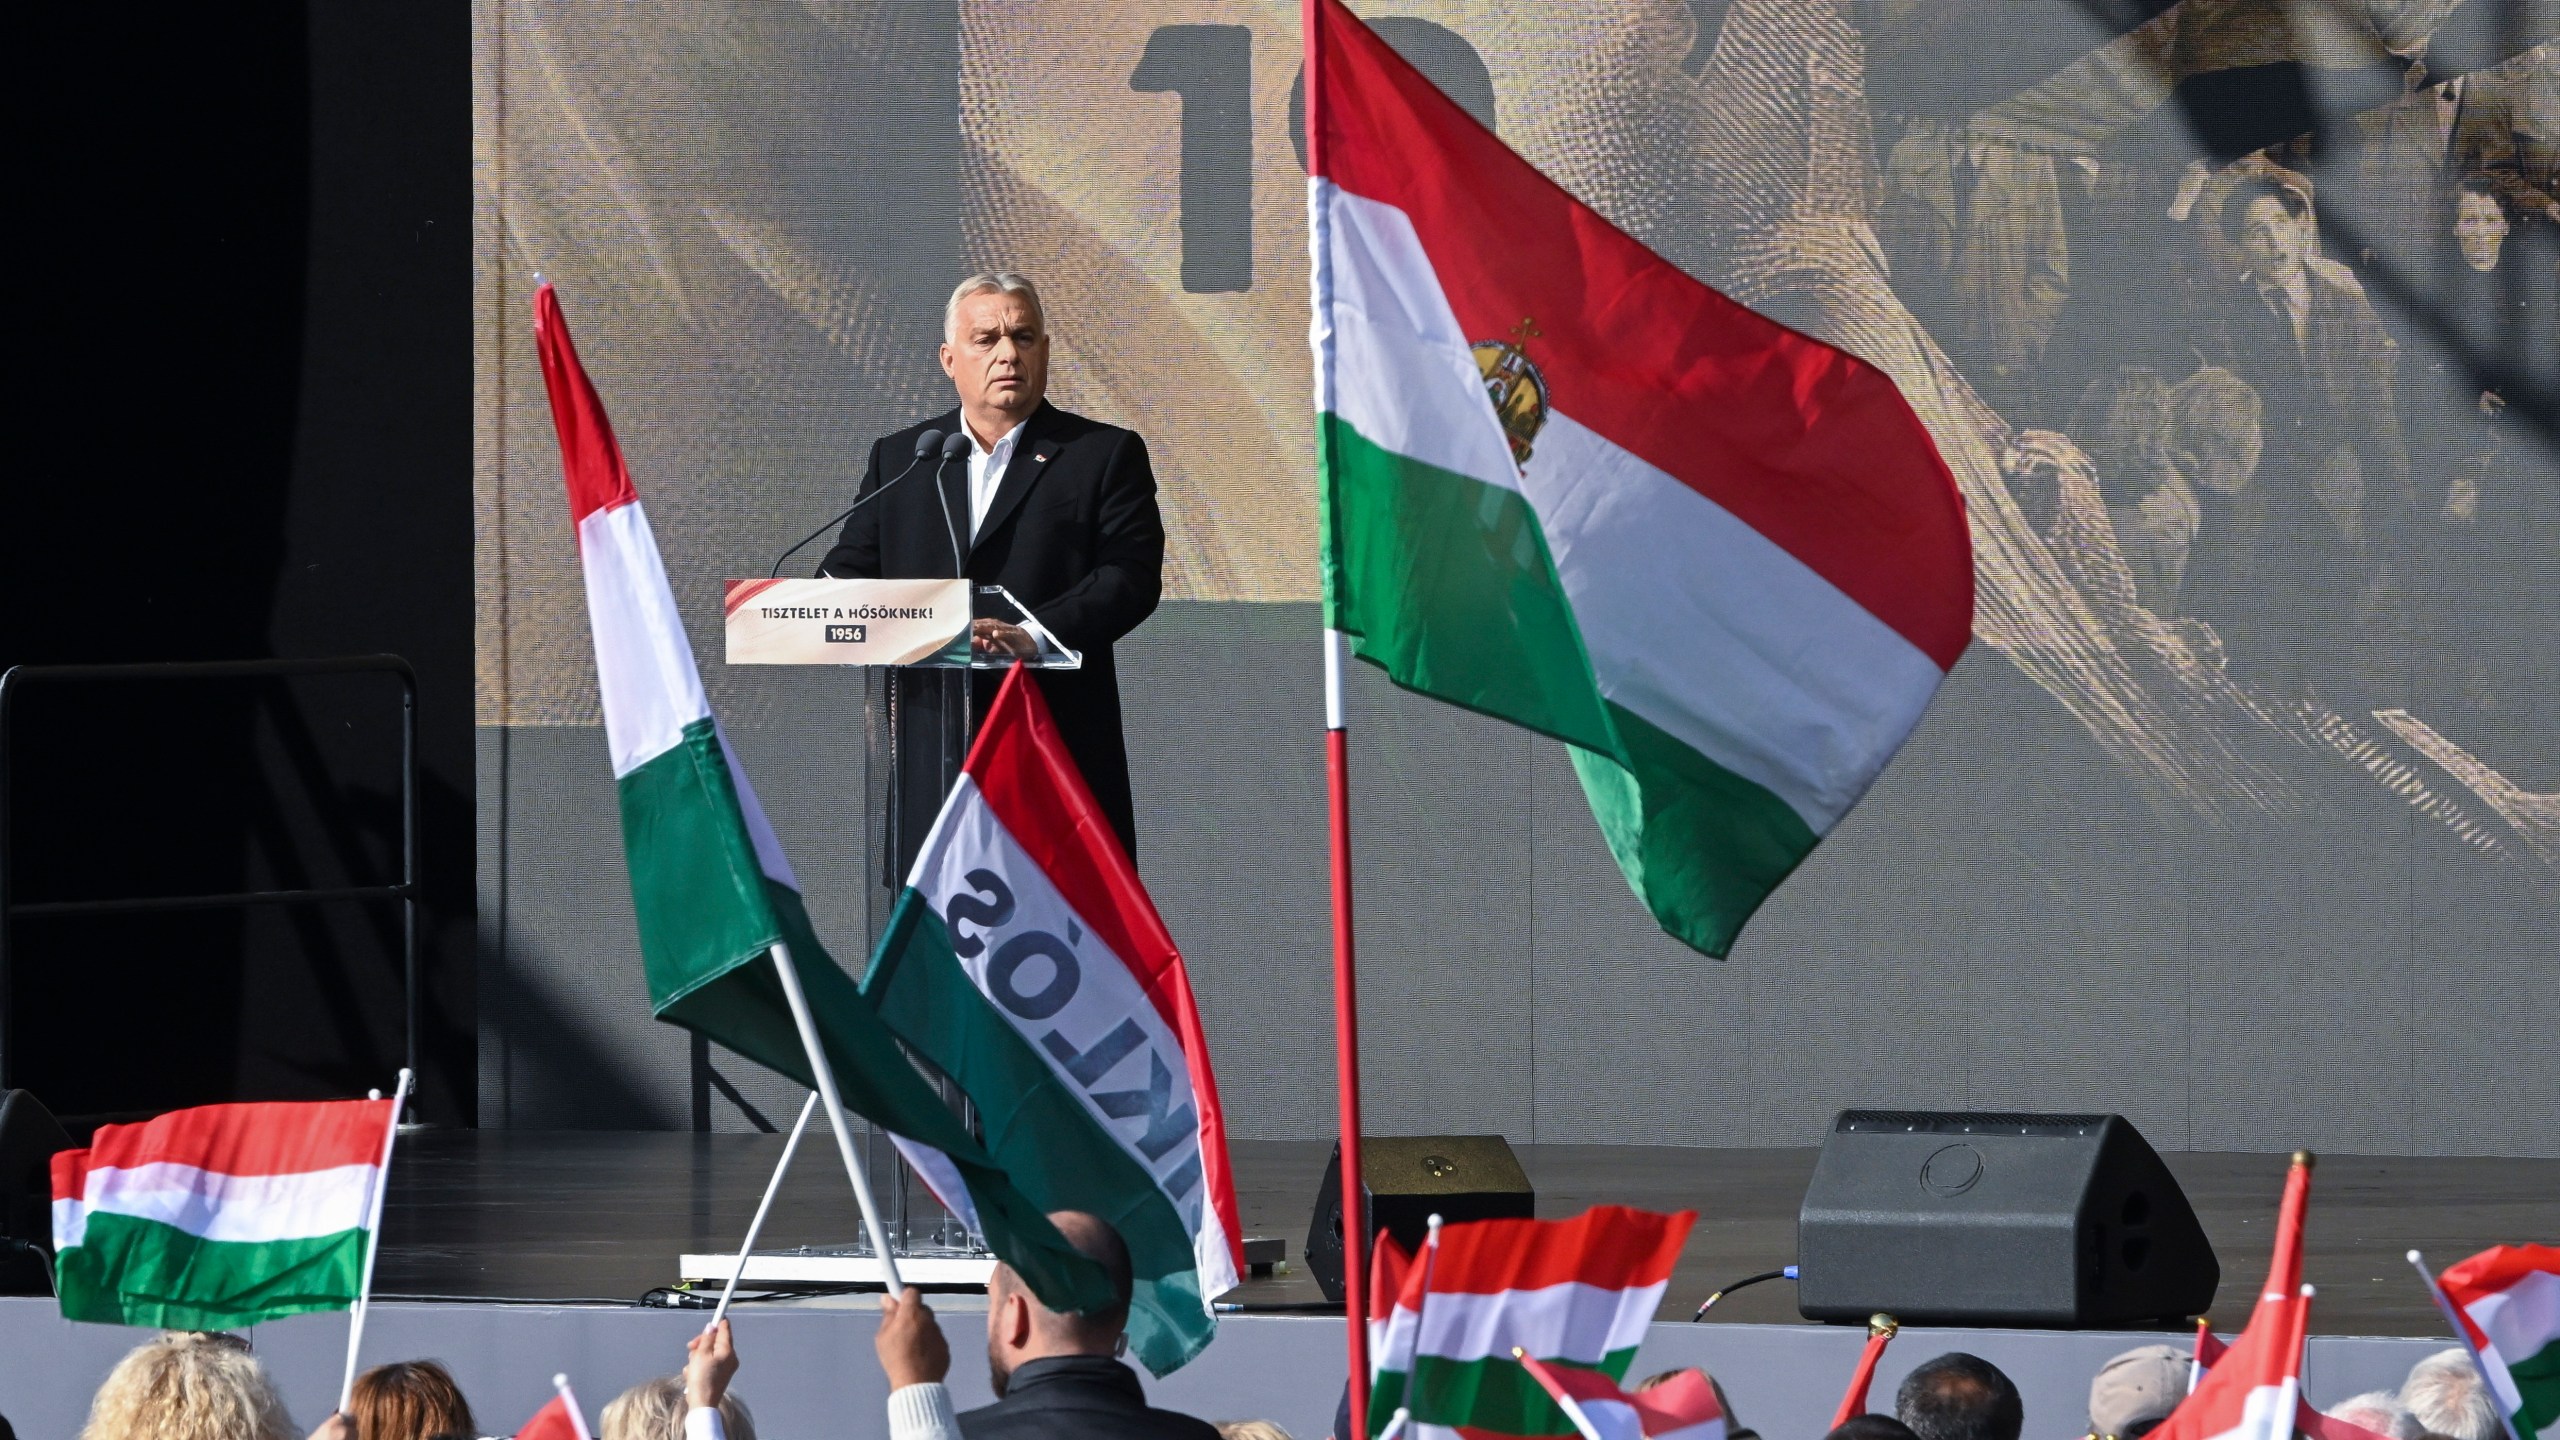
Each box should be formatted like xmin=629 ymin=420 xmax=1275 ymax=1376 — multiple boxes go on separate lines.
xmin=932 ymin=430 xmax=972 ymax=579
xmin=773 ymin=429 xmax=943 ymax=578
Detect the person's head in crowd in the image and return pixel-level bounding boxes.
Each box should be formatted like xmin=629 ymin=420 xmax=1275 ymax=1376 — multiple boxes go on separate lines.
xmin=2327 ymin=1391 xmax=2423 ymax=1440
xmin=2069 ymin=368 xmax=2180 ymax=511
xmin=1830 ymin=1416 xmax=1924 ymax=1440
xmin=1219 ymin=1422 xmax=1295 ymax=1440
xmin=77 ymin=1330 xmax=295 ymax=1440
xmin=2404 ymin=1348 xmax=2502 ymax=1440
xmin=347 ymin=1360 xmax=475 ymax=1440
xmin=2086 ymin=1344 xmax=2188 ymax=1440
xmin=2166 ymin=367 xmax=2264 ymax=497
xmin=599 ymin=1375 xmax=756 ymax=1440
xmin=2224 ymin=172 xmax=2316 ymax=289
xmin=1897 ymin=1352 xmax=2026 ymax=1440
xmin=2451 ymin=175 xmax=2511 ymax=272
xmin=985 ymin=1209 xmax=1135 ymax=1397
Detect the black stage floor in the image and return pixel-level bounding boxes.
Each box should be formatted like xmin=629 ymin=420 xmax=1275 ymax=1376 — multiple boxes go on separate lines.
xmin=375 ymin=1132 xmax=2557 ymax=1335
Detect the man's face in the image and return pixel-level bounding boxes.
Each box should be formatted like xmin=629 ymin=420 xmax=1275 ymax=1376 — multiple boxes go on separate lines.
xmin=2238 ymin=195 xmax=2308 ymax=283
xmin=941 ymin=290 xmax=1048 ymax=430
xmin=2455 ymin=191 xmax=2509 ymax=272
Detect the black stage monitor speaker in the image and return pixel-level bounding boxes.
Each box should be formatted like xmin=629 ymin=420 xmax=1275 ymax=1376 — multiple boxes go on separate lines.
xmin=1306 ymin=1135 xmax=1534 ymax=1303
xmin=1797 ymin=1110 xmax=2217 ymax=1327
xmin=0 ymin=1090 xmax=73 ymax=1295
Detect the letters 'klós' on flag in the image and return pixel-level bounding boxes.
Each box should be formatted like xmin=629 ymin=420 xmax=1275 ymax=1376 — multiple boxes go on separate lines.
xmin=2440 ymin=1246 xmax=2560 ymax=1440
xmin=1306 ymin=0 xmax=1973 ymax=956
xmin=1368 ymin=1206 xmax=1694 ymax=1440
xmin=861 ymin=663 xmax=1241 ymax=1376
xmin=51 ymin=1098 xmax=397 ymax=1328
xmin=532 ymin=281 xmax=1109 ymax=1318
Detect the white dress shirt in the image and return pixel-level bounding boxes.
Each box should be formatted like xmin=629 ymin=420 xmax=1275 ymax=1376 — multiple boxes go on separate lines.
xmin=964 ymin=417 xmax=1028 ymax=541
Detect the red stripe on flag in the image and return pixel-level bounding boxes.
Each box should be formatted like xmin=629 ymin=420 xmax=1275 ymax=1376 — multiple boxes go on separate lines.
xmin=52 ymin=1099 xmax=395 ymax=1197
xmin=532 ymin=282 xmax=639 ymax=529
xmin=1310 ymin=0 xmax=1971 ymax=671
xmin=2441 ymin=1244 xmax=2560 ymax=1307
xmin=963 ymin=664 xmax=1243 ymax=1272
xmin=1411 ymin=1206 xmax=1693 ymax=1296
xmin=1632 ymin=1370 xmax=1727 ymax=1436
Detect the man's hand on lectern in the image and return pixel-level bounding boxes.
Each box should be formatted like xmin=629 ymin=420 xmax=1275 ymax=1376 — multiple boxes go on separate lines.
xmin=972 ymin=618 xmax=1036 ymax=658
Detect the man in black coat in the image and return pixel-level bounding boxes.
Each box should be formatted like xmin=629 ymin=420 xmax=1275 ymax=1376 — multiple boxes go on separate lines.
xmin=867 ymin=1212 xmax=1221 ymax=1440
xmin=819 ymin=272 xmax=1163 ymax=873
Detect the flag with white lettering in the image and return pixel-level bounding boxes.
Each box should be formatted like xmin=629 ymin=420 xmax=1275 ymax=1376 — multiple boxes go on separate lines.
xmin=861 ymin=662 xmax=1241 ymax=1376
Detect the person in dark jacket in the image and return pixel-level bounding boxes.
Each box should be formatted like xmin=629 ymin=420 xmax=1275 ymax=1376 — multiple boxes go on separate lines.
xmin=960 ymin=1210 xmax=1219 ymax=1440
xmin=819 ymin=271 xmax=1164 ymax=877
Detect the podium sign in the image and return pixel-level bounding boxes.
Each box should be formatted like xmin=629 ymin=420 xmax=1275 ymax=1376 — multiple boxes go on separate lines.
xmin=723 ymin=577 xmax=969 ymax=666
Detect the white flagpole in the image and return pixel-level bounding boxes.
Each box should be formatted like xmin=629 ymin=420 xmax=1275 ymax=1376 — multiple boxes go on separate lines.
xmin=2408 ymin=1251 xmax=2526 ymax=1440
xmin=768 ymin=942 xmax=905 ymax=1290
xmin=710 ymin=1091 xmax=820 ymax=1326
xmin=339 ymin=1067 xmax=414 ymax=1413
xmin=554 ymin=1372 xmax=593 ymax=1440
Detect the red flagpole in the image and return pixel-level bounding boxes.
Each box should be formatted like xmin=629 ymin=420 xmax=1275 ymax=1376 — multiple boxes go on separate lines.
xmin=1307 ymin=0 xmax=1370 ymax=1433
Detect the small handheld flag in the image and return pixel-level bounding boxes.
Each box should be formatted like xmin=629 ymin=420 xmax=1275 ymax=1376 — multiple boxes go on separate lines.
xmin=2413 ymin=1245 xmax=2560 ymax=1440
xmin=50 ymin=1091 xmax=402 ymax=1330
xmin=1516 ymin=1352 xmax=1728 ymax=1440
xmin=514 ymin=1375 xmax=592 ymax=1440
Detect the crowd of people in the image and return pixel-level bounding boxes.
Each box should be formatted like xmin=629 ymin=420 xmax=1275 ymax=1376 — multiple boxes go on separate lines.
xmin=37 ymin=1209 xmax=2522 ymax=1440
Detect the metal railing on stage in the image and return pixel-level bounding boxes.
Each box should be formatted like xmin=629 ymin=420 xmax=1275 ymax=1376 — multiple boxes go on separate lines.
xmin=0 ymin=655 xmax=422 ymax=1092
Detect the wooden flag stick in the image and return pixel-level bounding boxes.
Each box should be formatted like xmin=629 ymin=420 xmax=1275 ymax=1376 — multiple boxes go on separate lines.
xmin=339 ymin=1068 xmax=415 ymax=1412
xmin=711 ymin=1091 xmax=821 ymax=1327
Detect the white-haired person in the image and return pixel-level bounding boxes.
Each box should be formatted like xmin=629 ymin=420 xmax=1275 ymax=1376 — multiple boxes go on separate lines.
xmin=2325 ymin=1391 xmax=2423 ymax=1440
xmin=2403 ymin=1348 xmax=2504 ymax=1440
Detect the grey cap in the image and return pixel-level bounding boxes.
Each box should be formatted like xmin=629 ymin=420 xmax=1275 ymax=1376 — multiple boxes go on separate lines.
xmin=2090 ymin=1344 xmax=2190 ymax=1436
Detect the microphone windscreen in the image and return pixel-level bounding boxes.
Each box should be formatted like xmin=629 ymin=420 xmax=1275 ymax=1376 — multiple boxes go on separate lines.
xmin=940 ymin=431 xmax=973 ymax=461
xmin=912 ymin=429 xmax=943 ymax=458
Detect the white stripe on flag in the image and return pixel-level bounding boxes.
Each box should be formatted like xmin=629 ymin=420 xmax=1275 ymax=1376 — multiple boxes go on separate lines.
xmin=1320 ymin=181 xmax=1523 ymax=497
xmin=714 ymin=718 xmax=800 ymax=891
xmin=1520 ymin=412 xmax=1949 ymax=832
xmin=885 ymin=1135 xmax=982 ymax=1239
xmin=1562 ymin=1394 xmax=1645 ymax=1440
xmin=54 ymin=1161 xmax=379 ymax=1248
xmin=1372 ymin=1280 xmax=1668 ymax=1366
xmin=907 ymin=777 xmax=1210 ymax=1229
xmin=578 ymin=501 xmax=711 ymax=779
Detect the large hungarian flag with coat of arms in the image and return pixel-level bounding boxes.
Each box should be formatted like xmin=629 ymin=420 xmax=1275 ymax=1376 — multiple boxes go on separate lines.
xmin=1306 ymin=0 xmax=1973 ymax=957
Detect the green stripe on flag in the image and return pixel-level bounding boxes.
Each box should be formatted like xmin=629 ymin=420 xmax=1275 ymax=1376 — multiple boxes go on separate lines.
xmin=2511 ymin=1336 xmax=2560 ymax=1438
xmin=1319 ymin=411 xmax=1820 ymax=958
xmin=618 ymin=718 xmax=787 ymax=1008
xmin=1371 ymin=1348 xmax=1643 ymax=1438
xmin=1321 ymin=413 xmax=1616 ymax=756
xmin=1571 ymin=701 xmax=1820 ymax=958
xmin=863 ymin=893 xmax=1212 ymax=1376
xmin=56 ymin=1213 xmax=363 ymax=1329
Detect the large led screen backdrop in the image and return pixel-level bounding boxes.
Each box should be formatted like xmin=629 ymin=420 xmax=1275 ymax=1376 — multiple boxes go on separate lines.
xmin=475 ymin=1 xmax=2558 ymax=1150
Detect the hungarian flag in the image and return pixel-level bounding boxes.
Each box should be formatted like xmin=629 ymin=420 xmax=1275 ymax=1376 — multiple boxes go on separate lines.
xmin=1305 ymin=0 xmax=1972 ymax=957
xmin=860 ymin=663 xmax=1240 ymax=1376
xmin=531 ymin=282 xmax=1109 ymax=1317
xmin=1368 ymin=1206 xmax=1693 ymax=1439
xmin=1516 ymin=1354 xmax=1728 ymax=1440
xmin=2438 ymin=1246 xmax=2560 ymax=1440
xmin=2152 ymin=1156 xmax=2316 ymax=1440
xmin=513 ymin=1379 xmax=591 ymax=1440
xmin=50 ymin=1097 xmax=396 ymax=1328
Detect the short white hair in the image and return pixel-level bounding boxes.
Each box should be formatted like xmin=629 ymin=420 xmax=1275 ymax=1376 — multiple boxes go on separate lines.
xmin=2404 ymin=1349 xmax=2501 ymax=1440
xmin=2325 ymin=1393 xmax=2422 ymax=1440
xmin=944 ymin=270 xmax=1045 ymax=343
